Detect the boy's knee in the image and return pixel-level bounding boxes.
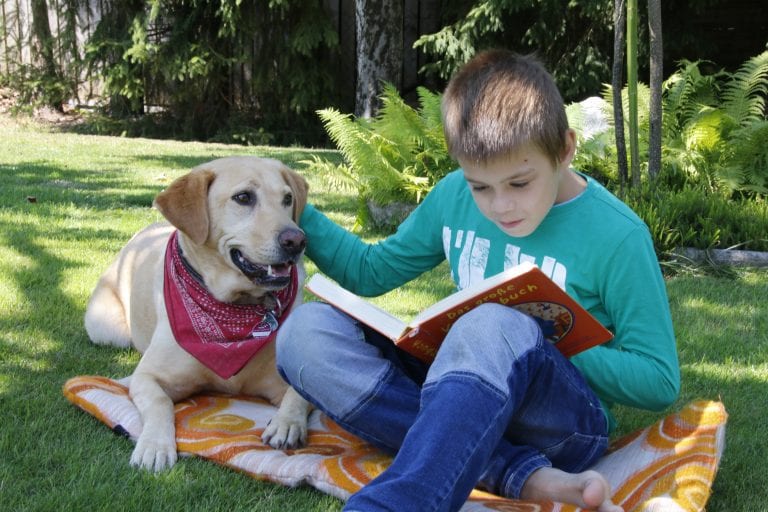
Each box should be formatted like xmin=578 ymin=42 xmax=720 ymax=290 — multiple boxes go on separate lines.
xmin=438 ymin=304 xmax=541 ymax=372
xmin=429 ymin=304 xmax=542 ymax=386
xmin=454 ymin=303 xmax=541 ymax=346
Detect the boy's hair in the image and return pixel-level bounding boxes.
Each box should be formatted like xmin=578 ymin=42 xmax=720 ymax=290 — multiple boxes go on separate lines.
xmin=441 ymin=49 xmax=569 ymax=165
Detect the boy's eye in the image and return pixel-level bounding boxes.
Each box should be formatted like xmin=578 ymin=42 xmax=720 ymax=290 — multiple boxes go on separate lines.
xmin=471 ymin=185 xmax=489 ymax=192
xmin=509 ymin=181 xmax=529 ymax=189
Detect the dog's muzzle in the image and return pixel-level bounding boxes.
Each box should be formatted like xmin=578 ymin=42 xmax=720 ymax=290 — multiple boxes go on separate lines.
xmin=230 ymin=228 xmax=306 ymax=288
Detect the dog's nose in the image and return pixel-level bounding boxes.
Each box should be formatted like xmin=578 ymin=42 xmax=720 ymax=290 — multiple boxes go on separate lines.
xmin=278 ymin=228 xmax=306 ymax=256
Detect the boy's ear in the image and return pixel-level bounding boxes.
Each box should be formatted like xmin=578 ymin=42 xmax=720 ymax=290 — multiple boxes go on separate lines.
xmin=559 ymin=129 xmax=578 ymax=168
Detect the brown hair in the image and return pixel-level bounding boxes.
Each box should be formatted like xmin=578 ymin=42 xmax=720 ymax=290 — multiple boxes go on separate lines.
xmin=441 ymin=49 xmax=569 ymax=165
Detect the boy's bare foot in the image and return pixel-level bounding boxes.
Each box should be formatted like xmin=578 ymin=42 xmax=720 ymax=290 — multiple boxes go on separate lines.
xmin=520 ymin=467 xmax=623 ymax=512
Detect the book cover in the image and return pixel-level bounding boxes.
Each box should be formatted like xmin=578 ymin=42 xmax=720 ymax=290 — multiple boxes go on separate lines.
xmin=304 ymin=262 xmax=613 ymax=363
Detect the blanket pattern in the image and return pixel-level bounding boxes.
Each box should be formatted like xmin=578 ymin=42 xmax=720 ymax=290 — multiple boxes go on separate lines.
xmin=63 ymin=376 xmax=726 ymax=512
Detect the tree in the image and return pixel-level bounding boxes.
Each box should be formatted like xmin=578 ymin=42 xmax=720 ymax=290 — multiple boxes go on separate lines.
xmin=30 ymin=0 xmax=63 ymax=110
xmin=85 ymin=0 xmax=339 ymax=144
xmin=647 ymin=0 xmax=663 ymax=179
xmin=414 ymin=1 xmax=614 ymax=102
xmin=612 ymin=0 xmax=629 ymax=189
xmin=626 ymin=0 xmax=640 ymax=187
xmin=355 ymin=0 xmax=403 ymax=118
xmin=613 ymin=0 xmax=663 ymax=187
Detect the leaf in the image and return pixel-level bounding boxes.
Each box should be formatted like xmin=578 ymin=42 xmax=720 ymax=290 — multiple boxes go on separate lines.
xmin=722 ymin=51 xmax=768 ymax=126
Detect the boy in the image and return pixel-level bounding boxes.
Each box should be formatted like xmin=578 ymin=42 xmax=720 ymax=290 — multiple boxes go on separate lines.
xmin=276 ymin=50 xmax=679 ymax=511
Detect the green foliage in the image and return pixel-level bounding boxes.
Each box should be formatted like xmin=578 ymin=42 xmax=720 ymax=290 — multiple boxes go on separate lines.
xmin=572 ymin=52 xmax=768 ymax=196
xmin=414 ymin=0 xmax=614 ymax=101
xmin=3 ymin=0 xmax=84 ymax=112
xmin=722 ymin=51 xmax=768 ymax=126
xmin=620 ymin=184 xmax=768 ymax=256
xmin=566 ymin=99 xmax=618 ymax=184
xmin=720 ymin=121 xmax=768 ymax=195
xmin=2 ymin=63 xmax=71 ymax=113
xmin=661 ymin=52 xmax=768 ymax=195
xmin=565 ymin=52 xmax=768 ymax=259
xmin=302 ymin=84 xmax=456 ymax=231
xmin=83 ymin=0 xmax=339 ymax=144
xmin=660 ymin=59 xmax=726 ymax=140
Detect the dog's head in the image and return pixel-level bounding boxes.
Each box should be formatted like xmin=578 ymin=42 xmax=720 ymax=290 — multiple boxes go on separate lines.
xmin=154 ymin=156 xmax=308 ymax=299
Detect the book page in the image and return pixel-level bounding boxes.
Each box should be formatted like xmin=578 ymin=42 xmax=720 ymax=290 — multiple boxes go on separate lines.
xmin=304 ymin=273 xmax=408 ymax=341
xmin=409 ymin=261 xmax=537 ymax=326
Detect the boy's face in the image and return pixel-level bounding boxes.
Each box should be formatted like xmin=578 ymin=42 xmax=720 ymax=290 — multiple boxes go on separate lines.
xmin=460 ymin=135 xmax=577 ymax=238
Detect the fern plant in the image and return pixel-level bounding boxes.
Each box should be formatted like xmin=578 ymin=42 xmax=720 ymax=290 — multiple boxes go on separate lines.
xmin=662 ymin=52 xmax=768 ymax=194
xmin=302 ymin=83 xmax=457 ymax=230
xmin=572 ymin=52 xmax=768 ymax=195
xmin=566 ymin=85 xmax=652 ymax=187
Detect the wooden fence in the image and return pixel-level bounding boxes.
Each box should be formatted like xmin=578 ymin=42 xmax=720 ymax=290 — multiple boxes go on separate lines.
xmin=1 ymin=0 xmax=102 ymax=99
xmin=0 ymin=0 xmax=441 ymax=111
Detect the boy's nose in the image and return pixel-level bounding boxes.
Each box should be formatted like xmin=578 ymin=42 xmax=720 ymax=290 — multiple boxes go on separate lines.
xmin=491 ymin=194 xmax=514 ymax=215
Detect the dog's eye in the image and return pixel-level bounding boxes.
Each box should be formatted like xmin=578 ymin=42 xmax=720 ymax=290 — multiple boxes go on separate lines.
xmin=282 ymin=193 xmax=293 ymax=208
xmin=232 ymin=192 xmax=255 ymax=206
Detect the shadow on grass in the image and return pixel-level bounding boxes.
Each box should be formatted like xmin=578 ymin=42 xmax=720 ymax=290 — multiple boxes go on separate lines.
xmin=2 ymin=146 xmax=342 ymax=211
xmin=2 ymin=161 xmax=160 ymax=209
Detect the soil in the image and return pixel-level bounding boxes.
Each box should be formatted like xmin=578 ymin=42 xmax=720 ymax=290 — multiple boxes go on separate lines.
xmin=0 ymin=87 xmax=85 ymax=129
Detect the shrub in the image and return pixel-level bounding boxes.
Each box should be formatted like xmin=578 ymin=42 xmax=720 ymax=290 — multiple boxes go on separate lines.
xmin=302 ymin=83 xmax=456 ymax=230
xmin=620 ymin=184 xmax=768 ymax=255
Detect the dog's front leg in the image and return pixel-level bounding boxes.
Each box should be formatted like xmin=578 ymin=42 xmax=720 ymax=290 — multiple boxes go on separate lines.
xmin=262 ymin=387 xmax=312 ymax=449
xmin=129 ymin=372 xmax=178 ymax=472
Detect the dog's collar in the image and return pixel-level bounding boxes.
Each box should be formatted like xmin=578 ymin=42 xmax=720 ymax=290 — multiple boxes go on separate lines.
xmin=163 ymin=230 xmax=298 ymax=379
xmin=175 ymin=238 xmax=206 ymax=287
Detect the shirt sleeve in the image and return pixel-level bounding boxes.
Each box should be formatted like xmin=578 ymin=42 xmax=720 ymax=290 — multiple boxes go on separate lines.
xmin=299 ymin=187 xmax=448 ymax=297
xmin=570 ymin=226 xmax=681 ymax=412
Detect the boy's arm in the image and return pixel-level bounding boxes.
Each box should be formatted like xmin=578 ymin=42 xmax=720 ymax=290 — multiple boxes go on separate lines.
xmin=571 ymin=229 xmax=681 ymax=412
xmin=299 ymin=193 xmax=447 ymax=297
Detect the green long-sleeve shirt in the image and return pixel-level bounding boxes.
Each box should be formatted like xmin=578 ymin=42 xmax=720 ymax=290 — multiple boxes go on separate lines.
xmin=300 ymin=170 xmax=680 ymax=430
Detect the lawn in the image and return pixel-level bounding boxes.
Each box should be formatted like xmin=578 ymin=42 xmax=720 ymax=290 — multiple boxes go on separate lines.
xmin=1 ymin=117 xmax=766 ymax=511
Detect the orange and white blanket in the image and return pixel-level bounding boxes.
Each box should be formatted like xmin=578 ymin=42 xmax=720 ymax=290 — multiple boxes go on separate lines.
xmin=63 ymin=376 xmax=726 ymax=512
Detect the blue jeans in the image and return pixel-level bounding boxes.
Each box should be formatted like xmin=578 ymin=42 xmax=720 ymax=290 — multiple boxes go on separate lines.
xmin=276 ymin=302 xmax=608 ymax=512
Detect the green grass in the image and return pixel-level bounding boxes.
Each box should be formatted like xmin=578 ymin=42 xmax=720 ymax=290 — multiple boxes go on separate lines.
xmin=1 ymin=118 xmax=766 ymax=511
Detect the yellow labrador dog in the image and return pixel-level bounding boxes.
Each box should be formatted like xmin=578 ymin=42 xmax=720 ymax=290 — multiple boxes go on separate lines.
xmin=84 ymin=156 xmax=311 ymax=472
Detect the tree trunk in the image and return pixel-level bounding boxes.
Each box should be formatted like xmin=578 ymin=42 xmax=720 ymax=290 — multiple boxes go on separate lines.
xmin=1 ymin=1 xmax=9 ymax=75
xmin=16 ymin=0 xmax=25 ymax=68
xmin=612 ymin=0 xmax=628 ymax=191
xmin=30 ymin=0 xmax=63 ymax=110
xmin=648 ymin=0 xmax=663 ymax=179
xmin=626 ymin=0 xmax=640 ymax=187
xmin=417 ymin=0 xmax=442 ymax=91
xmin=355 ymin=0 xmax=403 ymax=118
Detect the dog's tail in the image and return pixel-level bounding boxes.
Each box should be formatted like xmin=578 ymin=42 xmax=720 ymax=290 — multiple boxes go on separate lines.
xmin=84 ymin=268 xmax=132 ymax=349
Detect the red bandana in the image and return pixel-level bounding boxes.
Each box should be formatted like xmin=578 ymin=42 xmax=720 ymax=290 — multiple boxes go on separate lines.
xmin=163 ymin=231 xmax=298 ymax=379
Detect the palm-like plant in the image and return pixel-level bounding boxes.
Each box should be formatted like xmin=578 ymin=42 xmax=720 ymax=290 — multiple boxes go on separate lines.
xmin=302 ymin=83 xmax=456 ymax=230
xmin=577 ymin=52 xmax=768 ymax=195
xmin=662 ymin=52 xmax=768 ymax=194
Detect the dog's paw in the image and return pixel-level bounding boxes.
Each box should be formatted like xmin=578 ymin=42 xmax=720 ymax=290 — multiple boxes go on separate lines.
xmin=130 ymin=434 xmax=178 ymax=472
xmin=261 ymin=415 xmax=307 ymax=450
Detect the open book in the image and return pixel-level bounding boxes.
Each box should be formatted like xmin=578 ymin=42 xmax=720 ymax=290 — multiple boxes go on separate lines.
xmin=304 ymin=262 xmax=613 ymax=363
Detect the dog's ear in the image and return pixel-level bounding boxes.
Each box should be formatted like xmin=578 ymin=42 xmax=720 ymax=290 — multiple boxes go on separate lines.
xmin=153 ymin=169 xmax=216 ymax=245
xmin=281 ymin=168 xmax=309 ymax=222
